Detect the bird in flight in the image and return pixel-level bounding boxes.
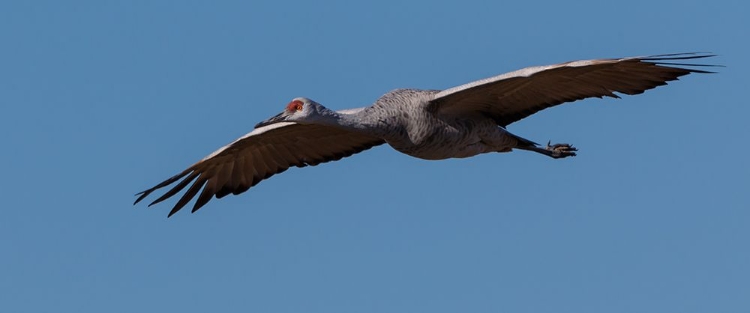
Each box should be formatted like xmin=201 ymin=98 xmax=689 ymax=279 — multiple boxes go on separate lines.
xmin=135 ymin=53 xmax=715 ymax=216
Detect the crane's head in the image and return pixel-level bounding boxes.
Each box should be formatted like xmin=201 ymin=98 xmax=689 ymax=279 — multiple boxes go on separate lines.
xmin=255 ymin=97 xmax=333 ymax=128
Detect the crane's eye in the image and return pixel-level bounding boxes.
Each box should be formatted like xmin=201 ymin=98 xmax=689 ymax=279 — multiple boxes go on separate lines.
xmin=286 ymin=100 xmax=304 ymax=112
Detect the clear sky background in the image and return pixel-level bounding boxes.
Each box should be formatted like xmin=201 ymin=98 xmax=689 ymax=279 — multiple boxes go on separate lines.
xmin=2 ymin=1 xmax=748 ymax=312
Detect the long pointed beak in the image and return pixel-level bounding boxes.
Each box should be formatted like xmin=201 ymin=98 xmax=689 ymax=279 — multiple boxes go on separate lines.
xmin=254 ymin=111 xmax=287 ymax=128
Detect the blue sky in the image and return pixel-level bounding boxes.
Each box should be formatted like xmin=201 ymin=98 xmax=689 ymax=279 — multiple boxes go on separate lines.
xmin=2 ymin=1 xmax=748 ymax=312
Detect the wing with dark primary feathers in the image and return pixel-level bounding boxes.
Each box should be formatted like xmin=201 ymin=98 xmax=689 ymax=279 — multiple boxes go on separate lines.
xmin=429 ymin=53 xmax=717 ymax=126
xmin=134 ymin=122 xmax=385 ymax=217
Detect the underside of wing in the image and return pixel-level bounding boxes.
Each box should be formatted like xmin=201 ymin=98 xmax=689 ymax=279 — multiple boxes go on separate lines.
xmin=429 ymin=53 xmax=717 ymax=127
xmin=134 ymin=122 xmax=385 ymax=216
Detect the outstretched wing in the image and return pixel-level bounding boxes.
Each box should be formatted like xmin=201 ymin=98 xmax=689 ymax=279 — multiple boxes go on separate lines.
xmin=134 ymin=122 xmax=385 ymax=216
xmin=429 ymin=53 xmax=716 ymax=127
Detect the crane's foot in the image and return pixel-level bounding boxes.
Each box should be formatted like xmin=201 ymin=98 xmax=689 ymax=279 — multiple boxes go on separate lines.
xmin=544 ymin=141 xmax=577 ymax=159
xmin=514 ymin=141 xmax=577 ymax=159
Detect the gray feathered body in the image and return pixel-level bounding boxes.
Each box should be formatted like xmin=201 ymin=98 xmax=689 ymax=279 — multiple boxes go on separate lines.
xmin=350 ymin=89 xmax=522 ymax=160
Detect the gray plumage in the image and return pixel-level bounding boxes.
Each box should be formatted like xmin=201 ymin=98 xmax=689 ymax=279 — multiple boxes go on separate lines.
xmin=135 ymin=53 xmax=715 ymax=216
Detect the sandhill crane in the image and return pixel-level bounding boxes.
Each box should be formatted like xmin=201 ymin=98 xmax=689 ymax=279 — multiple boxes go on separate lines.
xmin=135 ymin=53 xmax=714 ymax=216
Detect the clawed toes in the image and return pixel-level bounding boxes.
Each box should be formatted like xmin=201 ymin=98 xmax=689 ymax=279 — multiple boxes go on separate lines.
xmin=546 ymin=141 xmax=577 ymax=158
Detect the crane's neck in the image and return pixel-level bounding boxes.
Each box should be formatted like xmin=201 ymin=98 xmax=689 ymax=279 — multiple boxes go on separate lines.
xmin=315 ymin=107 xmax=393 ymax=138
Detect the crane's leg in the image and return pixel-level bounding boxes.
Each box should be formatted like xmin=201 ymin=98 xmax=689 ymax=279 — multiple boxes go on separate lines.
xmin=514 ymin=141 xmax=577 ymax=159
xmin=489 ymin=128 xmax=577 ymax=159
xmin=504 ymin=131 xmax=577 ymax=158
